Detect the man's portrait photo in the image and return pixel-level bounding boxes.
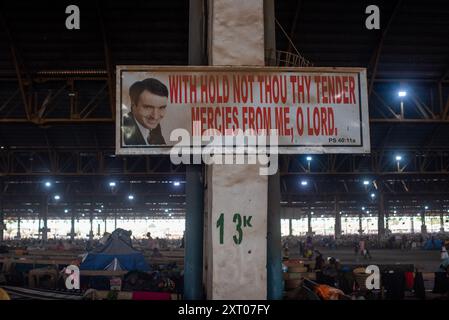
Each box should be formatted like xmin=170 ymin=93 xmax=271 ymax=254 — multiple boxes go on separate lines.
xmin=122 ymin=78 xmax=169 ymax=145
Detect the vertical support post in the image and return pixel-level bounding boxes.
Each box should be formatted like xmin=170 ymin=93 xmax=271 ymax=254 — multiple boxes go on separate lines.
xmin=89 ymin=208 xmax=94 ymax=241
xmin=358 ymin=212 xmax=363 ymax=235
xmin=70 ymin=207 xmax=76 ymax=241
xmin=307 ymin=211 xmax=312 ymax=235
xmin=440 ymin=212 xmax=445 ymax=232
xmin=264 ymin=0 xmax=282 ymax=301
xmin=38 ymin=217 xmax=41 ymax=240
xmin=184 ymin=0 xmax=206 ymax=300
xmin=267 ymin=169 xmax=283 ymax=300
xmin=185 ymin=165 xmax=204 ymax=300
xmin=334 ymin=196 xmax=341 ymax=238
xmin=42 ymin=196 xmax=48 ymax=245
xmin=17 ymin=214 xmax=21 ymax=239
xmin=421 ymin=211 xmax=427 ymax=234
xmin=378 ymin=192 xmax=386 ymax=239
xmin=0 ymin=198 xmax=4 ymax=243
xmin=288 ymin=218 xmax=293 ymax=236
xmin=114 ymin=212 xmax=117 ymax=230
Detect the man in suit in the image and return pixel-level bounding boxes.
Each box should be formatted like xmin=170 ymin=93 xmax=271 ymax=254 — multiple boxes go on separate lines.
xmin=122 ymin=78 xmax=169 ymax=145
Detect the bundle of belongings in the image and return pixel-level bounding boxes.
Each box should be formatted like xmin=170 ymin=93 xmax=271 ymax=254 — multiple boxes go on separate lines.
xmin=79 ymin=228 xmax=149 ymax=271
xmin=302 ymin=278 xmax=349 ymax=300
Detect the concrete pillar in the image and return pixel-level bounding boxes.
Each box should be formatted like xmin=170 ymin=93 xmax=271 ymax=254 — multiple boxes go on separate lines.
xmin=334 ymin=196 xmax=341 ymax=238
xmin=411 ymin=215 xmax=415 ymax=233
xmin=289 ymin=218 xmax=293 ymax=236
xmin=204 ymin=0 xmax=267 ymax=300
xmin=114 ymin=213 xmax=117 ymax=230
xmin=440 ymin=212 xmax=445 ymax=232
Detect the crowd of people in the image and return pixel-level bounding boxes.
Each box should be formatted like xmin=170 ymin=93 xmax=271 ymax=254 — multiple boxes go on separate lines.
xmin=0 ymin=231 xmax=184 ymax=254
xmin=282 ymin=232 xmax=449 ymax=252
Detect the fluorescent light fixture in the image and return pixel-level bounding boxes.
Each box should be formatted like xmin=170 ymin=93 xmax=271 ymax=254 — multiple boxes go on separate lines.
xmin=363 ymin=180 xmax=370 ymax=185
xmin=398 ymin=91 xmax=407 ymax=97
xmin=64 ymin=209 xmax=68 ymax=213
xmin=395 ymin=155 xmax=402 ymax=161
xmin=45 ymin=181 xmax=51 ymax=187
xmin=306 ymin=156 xmax=312 ymax=161
xmin=128 ymin=195 xmax=134 ymax=200
xmin=173 ymin=181 xmax=180 ymax=186
xmin=109 ymin=182 xmax=116 ymax=187
xmin=54 ymin=195 xmax=60 ymax=200
xmin=301 ymin=180 xmax=308 ymax=186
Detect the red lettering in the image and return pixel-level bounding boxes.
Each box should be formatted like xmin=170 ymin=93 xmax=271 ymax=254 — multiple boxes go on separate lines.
xmin=169 ymin=75 xmax=181 ymax=103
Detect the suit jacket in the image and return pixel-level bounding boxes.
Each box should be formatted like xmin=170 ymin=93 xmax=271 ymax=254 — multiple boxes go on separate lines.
xmin=122 ymin=112 xmax=166 ymax=145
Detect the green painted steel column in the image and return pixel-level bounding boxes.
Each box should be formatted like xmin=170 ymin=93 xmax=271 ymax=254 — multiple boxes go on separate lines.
xmin=184 ymin=0 xmax=206 ymax=300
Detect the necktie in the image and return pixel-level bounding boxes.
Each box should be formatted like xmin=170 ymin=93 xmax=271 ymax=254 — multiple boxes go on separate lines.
xmin=147 ymin=130 xmax=153 ymax=145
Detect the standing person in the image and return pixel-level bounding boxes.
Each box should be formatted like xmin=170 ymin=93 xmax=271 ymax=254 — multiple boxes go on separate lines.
xmin=359 ymin=239 xmax=365 ymax=257
xmin=441 ymin=245 xmax=449 ymax=260
xmin=364 ymin=240 xmax=372 ymax=259
xmin=354 ymin=241 xmax=359 ymax=256
xmin=146 ymin=232 xmax=156 ymax=250
xmin=314 ymin=250 xmax=325 ymax=270
xmin=297 ymin=238 xmax=301 ymax=256
xmin=122 ymin=78 xmax=169 ymax=145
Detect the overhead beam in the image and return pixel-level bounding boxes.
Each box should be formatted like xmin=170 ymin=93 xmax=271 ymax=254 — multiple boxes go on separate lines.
xmin=0 ymin=12 xmax=32 ymax=120
xmin=285 ymin=0 xmax=302 ymax=56
xmin=368 ymin=0 xmax=403 ymax=97
xmin=96 ymin=1 xmax=115 ymax=120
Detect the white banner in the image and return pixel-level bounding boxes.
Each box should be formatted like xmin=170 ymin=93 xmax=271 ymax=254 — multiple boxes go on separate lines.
xmin=116 ymin=66 xmax=370 ymax=155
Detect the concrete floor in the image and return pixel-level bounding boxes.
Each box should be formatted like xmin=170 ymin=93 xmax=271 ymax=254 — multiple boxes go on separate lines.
xmin=290 ymin=247 xmax=442 ymax=272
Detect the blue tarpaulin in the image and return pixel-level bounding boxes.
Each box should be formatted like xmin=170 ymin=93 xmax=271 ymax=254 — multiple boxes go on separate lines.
xmin=79 ymin=228 xmax=149 ymax=271
xmin=423 ymin=239 xmax=443 ymax=250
